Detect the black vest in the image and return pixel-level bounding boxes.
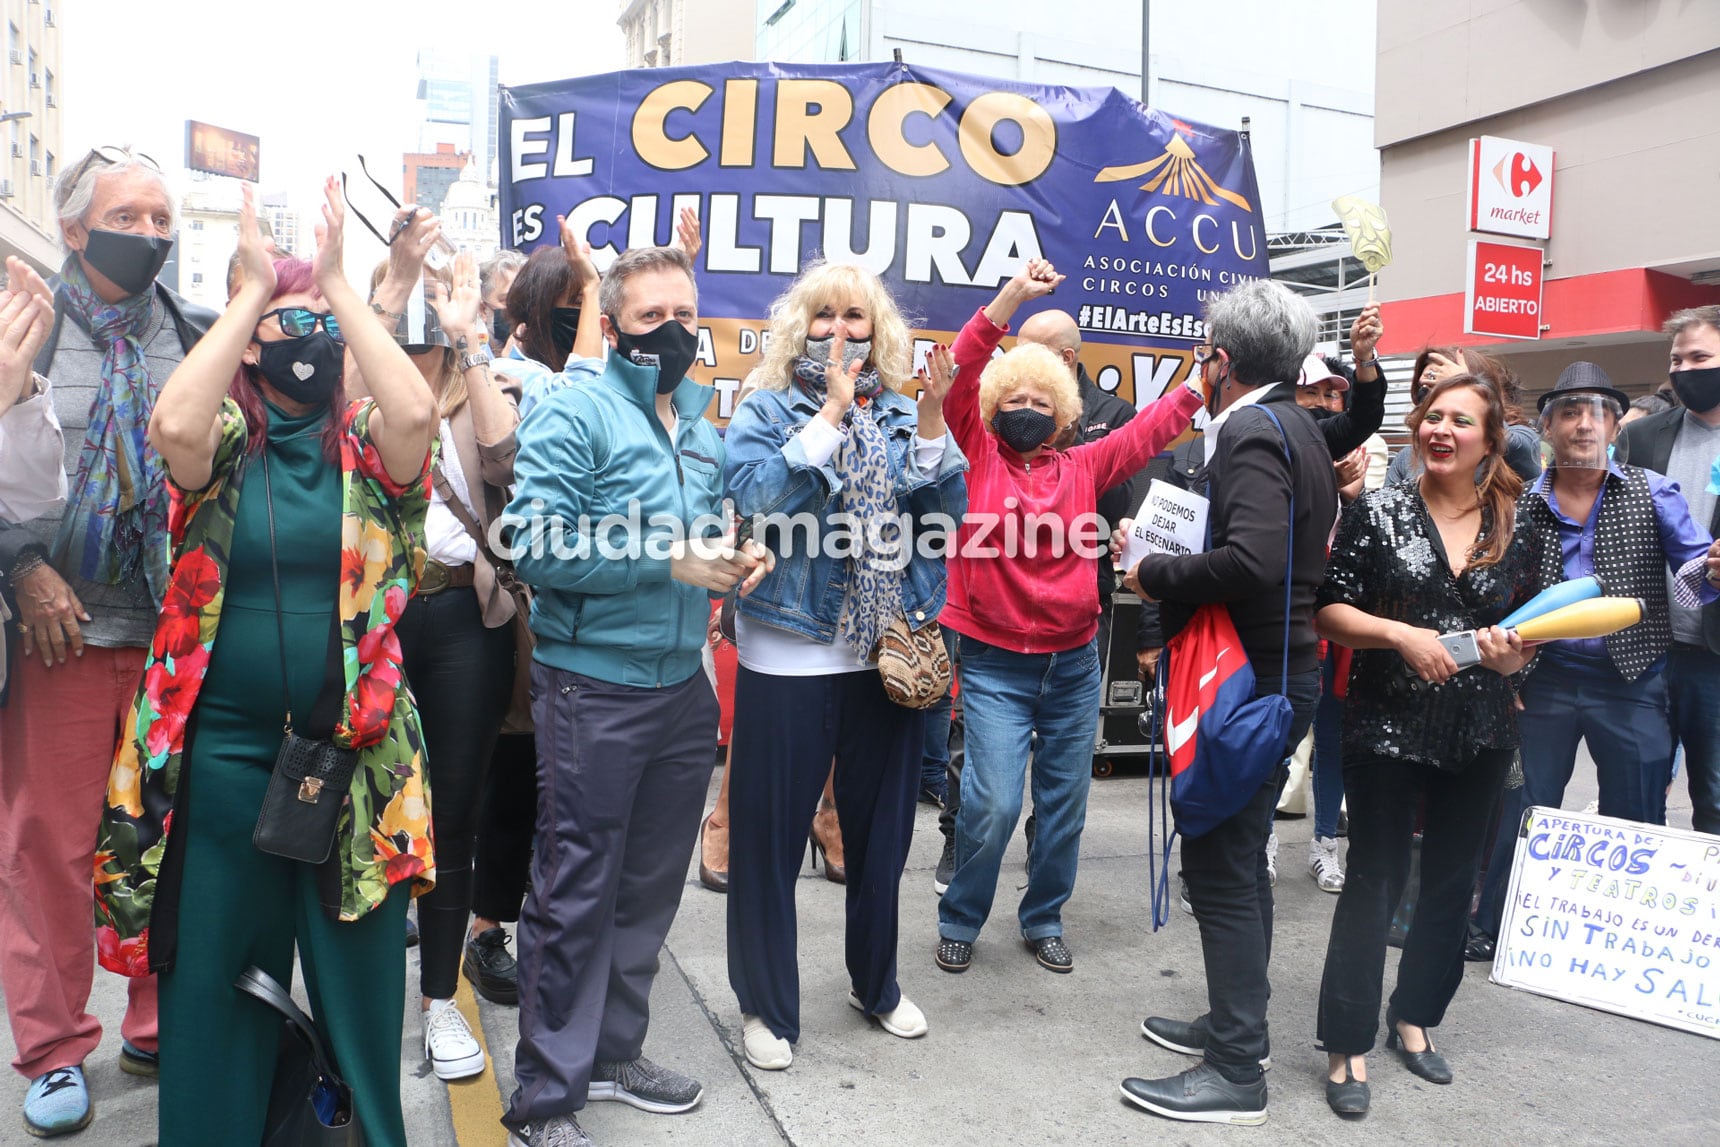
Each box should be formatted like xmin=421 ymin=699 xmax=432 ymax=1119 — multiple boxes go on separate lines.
xmin=1529 ymin=465 xmax=1672 ymax=682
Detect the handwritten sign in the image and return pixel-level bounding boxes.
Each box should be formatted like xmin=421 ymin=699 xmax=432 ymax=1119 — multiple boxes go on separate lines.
xmin=1121 ymin=479 xmax=1208 ymax=570
xmin=1493 ymin=806 xmax=1720 ymax=1040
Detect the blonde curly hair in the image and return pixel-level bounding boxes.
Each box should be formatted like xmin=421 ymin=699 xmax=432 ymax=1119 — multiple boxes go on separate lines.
xmin=978 ymin=342 xmax=1081 ymax=431
xmin=744 ymin=261 xmax=916 ymax=395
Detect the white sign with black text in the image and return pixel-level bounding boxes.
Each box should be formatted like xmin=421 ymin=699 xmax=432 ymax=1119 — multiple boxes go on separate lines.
xmin=1121 ymin=480 xmax=1209 ymax=571
xmin=1493 ymin=807 xmax=1720 ymax=1040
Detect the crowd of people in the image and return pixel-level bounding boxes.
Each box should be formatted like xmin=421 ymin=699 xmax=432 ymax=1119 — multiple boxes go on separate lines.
xmin=0 ymin=144 xmax=1718 ymax=1145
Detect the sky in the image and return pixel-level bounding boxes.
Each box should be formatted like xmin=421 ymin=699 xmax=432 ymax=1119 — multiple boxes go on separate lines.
xmin=62 ymin=0 xmax=629 ymax=265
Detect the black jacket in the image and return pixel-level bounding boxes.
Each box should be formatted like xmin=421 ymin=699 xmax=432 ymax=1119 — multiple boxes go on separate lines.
xmin=1135 ymin=385 xmax=1337 ymax=677
xmin=1078 ymin=364 xmax=1150 ymax=599
xmin=1619 ymin=407 xmax=1720 ymax=654
xmin=1312 ymin=358 xmax=1386 ymax=460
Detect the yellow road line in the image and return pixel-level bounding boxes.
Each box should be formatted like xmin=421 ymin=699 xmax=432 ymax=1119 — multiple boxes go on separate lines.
xmin=448 ymin=977 xmax=509 ymax=1146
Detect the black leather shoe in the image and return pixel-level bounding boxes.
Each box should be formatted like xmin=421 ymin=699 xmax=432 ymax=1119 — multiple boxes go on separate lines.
xmin=1027 ymin=935 xmax=1073 ymax=973
xmin=1325 ymin=1060 xmax=1369 ymax=1116
xmin=1463 ymin=924 xmax=1495 ymax=962
xmin=1385 ymin=1008 xmax=1452 ymax=1084
xmin=463 ymin=927 xmax=520 ymax=1005
xmin=1120 ymin=1062 xmax=1267 ymax=1126
xmin=935 ymin=936 xmax=972 ymax=973
xmin=1141 ymin=1014 xmax=1272 ymax=1069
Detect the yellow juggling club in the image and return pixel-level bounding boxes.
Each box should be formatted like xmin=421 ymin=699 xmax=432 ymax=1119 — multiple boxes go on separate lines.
xmin=1511 ymin=597 xmax=1645 ymax=643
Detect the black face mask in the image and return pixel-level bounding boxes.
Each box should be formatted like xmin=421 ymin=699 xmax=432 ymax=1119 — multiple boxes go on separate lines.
xmin=81 ymin=229 xmax=173 ymax=298
xmin=255 ymin=331 xmax=345 ymax=406
xmin=993 ymin=407 xmax=1058 ymax=453
xmin=491 ymin=307 xmax=513 ymax=347
xmin=550 ymin=306 xmax=581 ymax=363
xmin=612 ymin=318 xmax=700 ymax=395
xmin=1670 ymin=365 xmax=1720 ymax=414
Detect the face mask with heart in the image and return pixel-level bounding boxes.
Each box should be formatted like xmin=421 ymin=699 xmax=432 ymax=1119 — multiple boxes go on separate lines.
xmin=255 ymin=330 xmax=345 ymax=405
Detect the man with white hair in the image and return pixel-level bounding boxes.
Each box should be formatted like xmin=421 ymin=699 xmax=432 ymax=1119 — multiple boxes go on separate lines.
xmin=0 ymin=146 xmax=214 ymax=1138
xmin=1120 ymin=279 xmax=1336 ymax=1126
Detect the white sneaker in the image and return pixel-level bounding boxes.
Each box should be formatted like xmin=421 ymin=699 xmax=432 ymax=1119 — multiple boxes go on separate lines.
xmin=1309 ymin=836 xmax=1345 ymax=893
xmin=1265 ymin=831 xmax=1279 ymax=887
xmin=741 ymin=1014 xmax=792 ymax=1070
xmin=423 ymin=999 xmax=486 ymax=1081
xmin=849 ymin=989 xmax=928 ymax=1038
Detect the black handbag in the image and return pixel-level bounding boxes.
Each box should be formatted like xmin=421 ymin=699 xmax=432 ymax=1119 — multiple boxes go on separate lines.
xmin=235 ymin=965 xmax=365 ymax=1146
xmin=251 ymin=451 xmax=361 ymax=866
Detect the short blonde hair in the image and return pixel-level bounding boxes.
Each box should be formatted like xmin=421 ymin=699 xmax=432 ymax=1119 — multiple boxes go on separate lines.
xmin=745 ymin=261 xmax=915 ymax=394
xmin=978 ymin=342 xmax=1081 ymax=431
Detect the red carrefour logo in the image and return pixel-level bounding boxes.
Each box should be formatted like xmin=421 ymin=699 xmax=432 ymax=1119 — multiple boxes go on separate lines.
xmin=1492 ymin=152 xmax=1544 ymax=199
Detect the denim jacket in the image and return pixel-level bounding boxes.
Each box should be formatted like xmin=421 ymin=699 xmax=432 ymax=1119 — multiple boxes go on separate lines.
xmin=723 ymin=385 xmax=967 ymax=643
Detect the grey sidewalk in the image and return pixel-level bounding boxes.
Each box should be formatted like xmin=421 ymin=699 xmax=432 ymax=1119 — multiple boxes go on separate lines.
xmin=5 ymin=755 xmax=1720 ymax=1146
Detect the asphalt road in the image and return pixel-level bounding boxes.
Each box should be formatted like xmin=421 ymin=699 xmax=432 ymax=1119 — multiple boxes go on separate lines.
xmin=5 ymin=746 xmax=1718 ymax=1146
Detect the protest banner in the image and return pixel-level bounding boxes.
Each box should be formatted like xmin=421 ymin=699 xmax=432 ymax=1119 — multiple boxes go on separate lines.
xmin=1493 ymin=806 xmax=1720 ymax=1040
xmin=498 ymin=62 xmax=1268 ymax=422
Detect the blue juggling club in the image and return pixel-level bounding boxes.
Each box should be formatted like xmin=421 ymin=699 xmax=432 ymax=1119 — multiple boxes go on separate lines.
xmin=1499 ymin=576 xmax=1604 ymax=631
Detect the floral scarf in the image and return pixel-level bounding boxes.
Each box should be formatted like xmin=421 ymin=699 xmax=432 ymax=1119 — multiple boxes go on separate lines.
xmin=51 ymin=258 xmax=171 ymax=604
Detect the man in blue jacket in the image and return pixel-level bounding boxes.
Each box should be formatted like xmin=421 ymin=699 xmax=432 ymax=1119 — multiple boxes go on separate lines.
xmin=500 ymin=245 xmax=770 ymax=1147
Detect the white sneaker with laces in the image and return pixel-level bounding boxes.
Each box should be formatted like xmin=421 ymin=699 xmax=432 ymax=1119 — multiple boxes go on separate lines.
xmin=424 ymin=999 xmax=486 ymax=1081
xmin=1309 ymin=835 xmax=1345 ymax=893
xmin=1265 ymin=831 xmax=1279 ymax=887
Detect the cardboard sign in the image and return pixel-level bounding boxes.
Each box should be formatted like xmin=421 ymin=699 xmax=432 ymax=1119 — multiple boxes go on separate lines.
xmin=1464 ymin=240 xmax=1544 ymax=340
xmin=1468 ymin=135 xmax=1554 ymax=240
xmin=1492 ymin=806 xmax=1720 ymax=1041
xmin=1121 ymin=479 xmax=1208 ymax=569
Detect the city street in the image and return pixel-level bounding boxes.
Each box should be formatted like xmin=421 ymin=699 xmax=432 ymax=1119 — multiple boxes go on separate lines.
xmin=5 ymin=749 xmax=1718 ymax=1146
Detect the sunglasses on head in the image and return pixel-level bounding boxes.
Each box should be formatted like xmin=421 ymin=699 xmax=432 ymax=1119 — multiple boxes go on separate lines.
xmin=260 ymin=307 xmax=343 ymax=342
xmin=65 ymin=145 xmax=162 ymax=186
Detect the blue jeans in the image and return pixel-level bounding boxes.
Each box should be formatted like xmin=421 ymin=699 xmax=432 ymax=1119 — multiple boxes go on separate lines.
xmin=1669 ymin=644 xmax=1720 ymax=836
xmin=1474 ymin=657 xmax=1673 ymax=939
xmin=1312 ymin=653 xmax=1346 ymax=840
xmin=938 ymin=633 xmax=1101 ymax=943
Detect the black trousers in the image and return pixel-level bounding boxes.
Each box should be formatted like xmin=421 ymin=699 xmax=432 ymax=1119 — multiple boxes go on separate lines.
xmin=1180 ymin=671 xmax=1319 ymax=1084
xmin=1316 ymin=746 xmax=1513 ymax=1054
xmin=397 ymin=586 xmax=515 ymax=999
xmin=727 ymin=666 xmax=924 ymax=1043
xmin=472 ymin=731 xmax=540 ymax=923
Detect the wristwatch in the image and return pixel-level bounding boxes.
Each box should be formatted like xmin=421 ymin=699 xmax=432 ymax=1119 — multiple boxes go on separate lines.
xmin=458 ymin=344 xmax=494 ymax=373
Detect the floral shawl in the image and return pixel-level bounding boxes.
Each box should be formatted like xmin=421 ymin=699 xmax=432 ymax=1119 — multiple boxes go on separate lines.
xmin=95 ymin=397 xmax=435 ymax=977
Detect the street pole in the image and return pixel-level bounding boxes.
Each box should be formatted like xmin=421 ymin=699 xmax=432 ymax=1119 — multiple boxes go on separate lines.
xmin=1140 ymin=0 xmax=1151 ymax=105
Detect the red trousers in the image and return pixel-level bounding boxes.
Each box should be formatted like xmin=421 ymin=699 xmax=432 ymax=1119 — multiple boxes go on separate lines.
xmin=0 ymin=645 xmax=158 ymax=1077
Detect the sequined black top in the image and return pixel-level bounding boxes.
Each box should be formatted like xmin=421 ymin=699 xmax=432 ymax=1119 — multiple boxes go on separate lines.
xmin=1317 ymin=485 xmax=1546 ymax=770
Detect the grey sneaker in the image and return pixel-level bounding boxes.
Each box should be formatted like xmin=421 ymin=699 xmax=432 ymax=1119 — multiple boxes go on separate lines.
xmin=508 ymin=1116 xmax=593 ymax=1147
xmin=934 ymin=834 xmax=955 ymax=895
xmin=1120 ymin=1061 xmax=1267 ymax=1126
xmin=588 ymin=1056 xmax=703 ymax=1114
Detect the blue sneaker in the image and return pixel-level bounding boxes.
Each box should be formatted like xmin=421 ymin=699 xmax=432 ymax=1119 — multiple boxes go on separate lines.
xmin=23 ymin=1065 xmax=92 ymax=1138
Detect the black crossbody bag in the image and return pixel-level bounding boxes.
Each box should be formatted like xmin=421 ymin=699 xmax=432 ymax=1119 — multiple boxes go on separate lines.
xmin=251 ymin=451 xmax=361 ymax=866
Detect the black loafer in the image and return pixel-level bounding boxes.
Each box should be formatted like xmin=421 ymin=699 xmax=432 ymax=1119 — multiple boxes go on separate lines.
xmin=1027 ymin=935 xmax=1073 ymax=973
xmin=1325 ymin=1061 xmax=1369 ymax=1116
xmin=1463 ymin=925 xmax=1495 ymax=962
xmin=935 ymin=937 xmax=972 ymax=973
xmin=1386 ymin=1008 xmax=1452 ymax=1084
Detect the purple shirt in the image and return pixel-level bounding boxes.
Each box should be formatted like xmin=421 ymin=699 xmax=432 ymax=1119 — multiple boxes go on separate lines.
xmin=1532 ymin=462 xmax=1719 ymax=664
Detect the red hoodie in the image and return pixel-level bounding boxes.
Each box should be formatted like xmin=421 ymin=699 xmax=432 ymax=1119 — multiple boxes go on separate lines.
xmin=941 ymin=307 xmax=1203 ymax=653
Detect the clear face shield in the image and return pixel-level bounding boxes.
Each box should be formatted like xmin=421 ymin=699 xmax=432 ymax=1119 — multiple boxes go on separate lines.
xmin=1540 ymin=393 xmax=1621 ymax=471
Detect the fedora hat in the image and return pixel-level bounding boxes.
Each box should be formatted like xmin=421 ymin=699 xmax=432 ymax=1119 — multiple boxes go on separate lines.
xmin=1536 ymin=361 xmax=1629 ymax=413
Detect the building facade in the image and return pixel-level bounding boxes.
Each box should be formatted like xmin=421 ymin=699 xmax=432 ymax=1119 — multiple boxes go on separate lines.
xmin=404 ymin=142 xmax=473 ymax=217
xmin=416 ymin=50 xmax=499 ymax=183
xmin=1374 ymin=2 xmax=1720 ymax=398
xmin=440 ymin=160 xmax=498 ymax=261
xmin=620 ymin=0 xmax=756 ymax=68
xmin=0 ymin=0 xmax=61 ymax=273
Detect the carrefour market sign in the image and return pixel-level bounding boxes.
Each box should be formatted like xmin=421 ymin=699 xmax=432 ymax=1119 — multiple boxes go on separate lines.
xmin=499 ymin=62 xmax=1269 ymax=419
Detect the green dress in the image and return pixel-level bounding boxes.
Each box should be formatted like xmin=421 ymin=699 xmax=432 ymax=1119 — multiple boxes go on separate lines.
xmin=157 ymin=402 xmax=411 ymax=1147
